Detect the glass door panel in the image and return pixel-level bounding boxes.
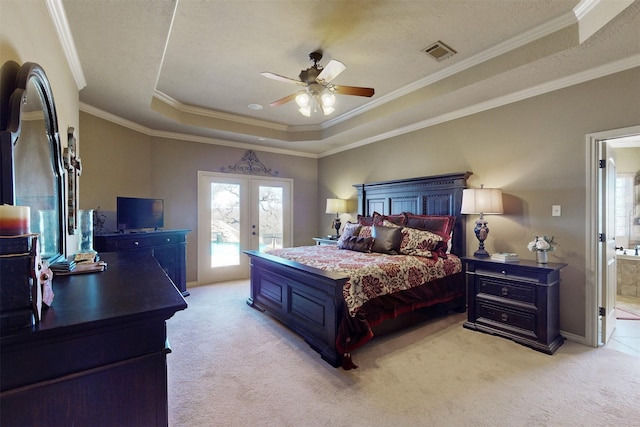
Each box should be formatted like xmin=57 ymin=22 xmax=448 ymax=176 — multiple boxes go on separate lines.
xmin=198 ymin=172 xmax=292 ymax=284
xmin=210 ymin=182 xmax=241 ymax=267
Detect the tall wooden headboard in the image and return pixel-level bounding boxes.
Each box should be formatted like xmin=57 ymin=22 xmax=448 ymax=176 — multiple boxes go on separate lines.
xmin=353 ymin=172 xmax=471 ymax=256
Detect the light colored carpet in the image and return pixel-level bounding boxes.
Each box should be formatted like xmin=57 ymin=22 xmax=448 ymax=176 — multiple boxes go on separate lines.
xmin=167 ymin=281 xmax=640 ymax=427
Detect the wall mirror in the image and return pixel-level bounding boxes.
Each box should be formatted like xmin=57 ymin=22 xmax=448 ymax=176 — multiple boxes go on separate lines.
xmin=1 ymin=61 xmax=66 ymax=263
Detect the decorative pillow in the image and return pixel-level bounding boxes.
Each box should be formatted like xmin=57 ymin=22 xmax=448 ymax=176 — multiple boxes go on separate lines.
xmin=404 ymin=214 xmax=456 ymax=240
xmin=371 ymin=224 xmax=403 ymax=254
xmin=382 ymin=219 xmax=401 ymax=228
xmin=373 ymin=211 xmax=406 ymax=226
xmin=399 ymin=227 xmax=444 ymax=257
xmin=357 ymin=215 xmax=375 ymax=226
xmin=338 ymin=236 xmax=374 ymax=253
xmin=337 ymin=222 xmax=361 ymax=247
xmin=358 ymin=225 xmax=373 ymax=238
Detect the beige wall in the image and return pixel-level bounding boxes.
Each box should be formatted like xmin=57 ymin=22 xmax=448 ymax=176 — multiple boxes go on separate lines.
xmin=1 ymin=0 xmax=80 ymax=252
xmin=78 ymin=112 xmax=318 ymax=283
xmin=319 ymin=67 xmax=640 ymax=338
xmin=616 ymin=147 xmax=640 ymax=173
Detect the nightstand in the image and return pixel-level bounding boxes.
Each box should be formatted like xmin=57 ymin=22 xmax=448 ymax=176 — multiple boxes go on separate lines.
xmin=462 ymin=257 xmax=567 ymax=354
xmin=312 ymin=237 xmax=339 ymax=245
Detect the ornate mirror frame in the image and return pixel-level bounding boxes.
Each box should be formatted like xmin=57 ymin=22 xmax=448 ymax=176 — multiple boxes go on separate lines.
xmin=1 ymin=61 xmax=67 ymax=263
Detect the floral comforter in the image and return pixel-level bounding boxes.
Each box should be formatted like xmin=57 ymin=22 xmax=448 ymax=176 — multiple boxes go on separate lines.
xmin=266 ymin=245 xmax=462 ymax=316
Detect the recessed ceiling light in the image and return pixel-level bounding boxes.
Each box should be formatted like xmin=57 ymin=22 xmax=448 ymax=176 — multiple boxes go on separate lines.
xmin=248 ymin=103 xmax=263 ymax=110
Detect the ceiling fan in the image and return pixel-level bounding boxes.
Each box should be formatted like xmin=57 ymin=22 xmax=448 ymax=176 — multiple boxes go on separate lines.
xmin=261 ymin=50 xmax=375 ymax=117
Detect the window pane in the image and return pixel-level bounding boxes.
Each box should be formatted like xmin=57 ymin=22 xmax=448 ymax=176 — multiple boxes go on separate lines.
xmin=210 ymin=183 xmax=240 ymax=267
xmin=258 ymin=186 xmax=283 ymax=252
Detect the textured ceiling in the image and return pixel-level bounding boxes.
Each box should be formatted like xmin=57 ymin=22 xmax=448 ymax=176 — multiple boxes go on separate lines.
xmin=61 ymin=0 xmax=640 ymax=156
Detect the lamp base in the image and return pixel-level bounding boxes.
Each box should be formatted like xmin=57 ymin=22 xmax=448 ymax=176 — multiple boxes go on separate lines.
xmin=473 ymin=248 xmax=490 ymax=258
xmin=473 ymin=215 xmax=490 ymax=258
xmin=333 ymin=218 xmax=341 ymax=238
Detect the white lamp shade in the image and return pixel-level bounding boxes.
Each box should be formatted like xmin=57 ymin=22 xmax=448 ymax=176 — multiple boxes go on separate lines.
xmin=295 ymin=92 xmax=310 ymax=107
xmin=326 ymin=198 xmax=347 ymax=214
xmin=461 ymin=188 xmax=503 ymax=214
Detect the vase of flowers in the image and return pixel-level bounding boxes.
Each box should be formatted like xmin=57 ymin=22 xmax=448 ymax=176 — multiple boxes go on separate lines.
xmin=527 ymin=235 xmax=555 ymax=264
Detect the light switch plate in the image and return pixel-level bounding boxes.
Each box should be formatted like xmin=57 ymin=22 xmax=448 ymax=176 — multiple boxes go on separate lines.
xmin=552 ymin=205 xmax=561 ymax=217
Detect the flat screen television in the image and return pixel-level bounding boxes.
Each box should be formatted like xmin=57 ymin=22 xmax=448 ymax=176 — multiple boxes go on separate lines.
xmin=116 ymin=197 xmax=164 ymax=231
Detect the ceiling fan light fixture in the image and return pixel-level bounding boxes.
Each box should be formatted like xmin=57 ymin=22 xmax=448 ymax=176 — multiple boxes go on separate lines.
xmin=321 ymin=105 xmax=335 ymax=116
xmin=295 ymin=92 xmax=310 ymax=108
xmin=321 ymin=92 xmax=336 ymax=108
xmin=298 ymin=106 xmax=311 ymax=117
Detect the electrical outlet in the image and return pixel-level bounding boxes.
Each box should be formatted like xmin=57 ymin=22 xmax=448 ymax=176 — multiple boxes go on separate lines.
xmin=552 ymin=205 xmax=561 ymax=217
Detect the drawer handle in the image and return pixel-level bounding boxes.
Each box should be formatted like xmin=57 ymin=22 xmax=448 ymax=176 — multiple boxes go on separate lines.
xmin=501 ymin=313 xmax=508 ymax=322
xmin=166 ymin=238 xmax=171 ymax=242
xmin=501 ymin=287 xmax=509 ymax=296
xmin=134 ymin=241 xmax=139 ymax=246
xmin=501 ymin=270 xmax=507 ymax=275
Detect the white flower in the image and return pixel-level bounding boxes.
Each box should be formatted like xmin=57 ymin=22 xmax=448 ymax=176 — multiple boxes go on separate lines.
xmin=527 ymin=235 xmax=556 ymax=252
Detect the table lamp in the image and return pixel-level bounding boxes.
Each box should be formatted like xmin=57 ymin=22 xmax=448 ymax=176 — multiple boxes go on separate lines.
xmin=461 ymin=185 xmax=503 ymax=258
xmin=325 ymin=198 xmax=347 ymax=238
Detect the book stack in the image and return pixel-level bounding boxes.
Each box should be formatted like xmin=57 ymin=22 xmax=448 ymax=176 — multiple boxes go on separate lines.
xmin=49 ymin=256 xmax=77 ymax=274
xmin=491 ymin=252 xmax=520 ymax=262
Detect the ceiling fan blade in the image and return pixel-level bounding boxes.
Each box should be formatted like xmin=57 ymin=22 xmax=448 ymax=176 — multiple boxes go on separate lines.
xmin=333 ymin=85 xmax=375 ymax=97
xmin=316 ymin=59 xmax=346 ymax=84
xmin=261 ymin=72 xmax=305 ymax=86
xmin=269 ymin=92 xmax=301 ymax=107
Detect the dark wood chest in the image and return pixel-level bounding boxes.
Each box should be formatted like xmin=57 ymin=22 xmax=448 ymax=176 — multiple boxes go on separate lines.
xmin=94 ymin=229 xmax=190 ymax=296
xmin=463 ymin=257 xmax=566 ymax=354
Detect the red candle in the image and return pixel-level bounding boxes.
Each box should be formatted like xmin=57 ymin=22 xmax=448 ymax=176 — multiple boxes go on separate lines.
xmin=0 ymin=205 xmax=31 ymax=236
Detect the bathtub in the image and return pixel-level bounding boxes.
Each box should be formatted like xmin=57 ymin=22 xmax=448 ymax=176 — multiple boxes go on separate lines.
xmin=617 ymin=249 xmax=639 ymax=297
xmin=617 ymin=248 xmax=640 ymax=260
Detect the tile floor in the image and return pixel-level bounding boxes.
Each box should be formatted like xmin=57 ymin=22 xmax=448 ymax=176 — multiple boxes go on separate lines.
xmin=606 ymin=295 xmax=640 ymax=357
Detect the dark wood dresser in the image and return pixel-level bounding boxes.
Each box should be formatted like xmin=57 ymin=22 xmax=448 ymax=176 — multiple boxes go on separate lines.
xmin=463 ymin=257 xmax=566 ymax=354
xmin=0 ymin=252 xmax=187 ymax=426
xmin=94 ymin=229 xmax=190 ymax=296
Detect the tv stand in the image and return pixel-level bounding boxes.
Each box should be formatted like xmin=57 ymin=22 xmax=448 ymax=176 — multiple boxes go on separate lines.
xmin=95 ymin=229 xmax=190 ymax=296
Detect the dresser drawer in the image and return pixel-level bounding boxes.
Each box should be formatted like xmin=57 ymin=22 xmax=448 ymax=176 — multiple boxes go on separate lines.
xmin=476 ymin=301 xmax=537 ymax=338
xmin=477 ymin=276 xmax=536 ymax=304
xmin=150 ymin=234 xmax=184 ymax=247
xmin=114 ymin=237 xmax=152 ymax=250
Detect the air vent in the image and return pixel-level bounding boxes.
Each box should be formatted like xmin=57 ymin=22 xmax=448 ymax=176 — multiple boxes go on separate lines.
xmin=422 ymin=41 xmax=457 ymax=62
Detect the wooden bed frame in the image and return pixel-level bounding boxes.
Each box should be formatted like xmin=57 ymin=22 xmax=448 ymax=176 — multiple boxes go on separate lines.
xmin=245 ymin=172 xmax=471 ymax=367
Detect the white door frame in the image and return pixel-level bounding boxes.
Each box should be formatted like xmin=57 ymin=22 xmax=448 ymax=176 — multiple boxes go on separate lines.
xmin=585 ymin=124 xmax=640 ymax=347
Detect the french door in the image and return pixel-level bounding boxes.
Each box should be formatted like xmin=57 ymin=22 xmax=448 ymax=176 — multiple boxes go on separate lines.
xmin=197 ymin=171 xmax=292 ymax=284
xmin=599 ymin=141 xmax=617 ymax=344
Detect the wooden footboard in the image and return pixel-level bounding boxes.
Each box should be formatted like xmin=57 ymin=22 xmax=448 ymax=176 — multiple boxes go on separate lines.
xmin=245 ymin=250 xmax=349 ymax=367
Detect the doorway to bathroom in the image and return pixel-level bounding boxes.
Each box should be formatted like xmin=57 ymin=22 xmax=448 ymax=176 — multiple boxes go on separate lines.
xmin=586 ymin=125 xmax=640 ymax=349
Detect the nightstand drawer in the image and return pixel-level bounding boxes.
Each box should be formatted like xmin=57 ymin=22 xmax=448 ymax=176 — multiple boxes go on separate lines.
xmin=478 ymin=277 xmax=536 ymax=304
xmin=473 ymin=264 xmax=536 ymax=283
xmin=476 ymin=301 xmax=537 ymax=337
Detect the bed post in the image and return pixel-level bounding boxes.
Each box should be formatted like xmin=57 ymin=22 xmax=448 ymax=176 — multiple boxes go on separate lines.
xmin=355 ymin=184 xmax=365 ymax=216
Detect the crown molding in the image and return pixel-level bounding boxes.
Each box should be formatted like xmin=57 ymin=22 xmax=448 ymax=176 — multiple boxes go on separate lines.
xmin=152 ymin=90 xmax=291 ymax=132
xmin=46 ymin=0 xmax=86 ymax=90
xmin=319 ymin=55 xmax=640 ymax=158
xmin=79 ymin=102 xmax=318 ymax=159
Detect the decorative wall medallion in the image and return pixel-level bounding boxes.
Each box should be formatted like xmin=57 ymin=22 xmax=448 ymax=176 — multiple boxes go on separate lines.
xmin=221 ymin=150 xmax=278 ymax=176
